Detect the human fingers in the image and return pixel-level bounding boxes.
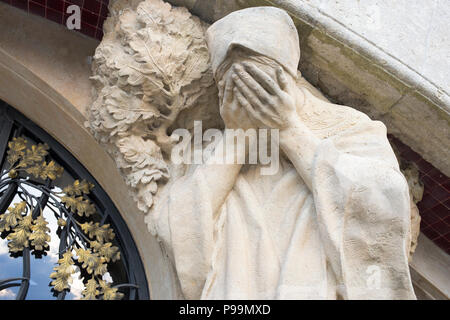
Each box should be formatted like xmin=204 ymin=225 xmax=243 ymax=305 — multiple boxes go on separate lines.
xmin=242 ymin=62 xmax=282 ymax=96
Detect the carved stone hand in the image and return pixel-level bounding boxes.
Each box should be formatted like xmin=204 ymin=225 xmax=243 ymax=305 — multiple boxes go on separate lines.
xmin=232 ymin=62 xmax=298 ymax=130
xmin=218 ymin=68 xmax=255 ymax=130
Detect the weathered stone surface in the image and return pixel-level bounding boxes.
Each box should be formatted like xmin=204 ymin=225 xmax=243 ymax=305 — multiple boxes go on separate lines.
xmin=97 ymin=3 xmax=416 ymax=299
xmin=165 ymin=0 xmax=450 ymax=177
xmin=89 ymin=0 xmax=216 ymax=212
xmin=384 ymin=93 xmax=449 ymax=173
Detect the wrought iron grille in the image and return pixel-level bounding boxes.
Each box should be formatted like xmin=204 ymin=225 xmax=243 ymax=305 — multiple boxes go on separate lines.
xmin=0 ymin=102 xmax=149 ymax=300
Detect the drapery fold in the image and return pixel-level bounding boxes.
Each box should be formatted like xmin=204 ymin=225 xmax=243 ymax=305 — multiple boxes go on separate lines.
xmin=151 ymin=89 xmax=416 ymax=300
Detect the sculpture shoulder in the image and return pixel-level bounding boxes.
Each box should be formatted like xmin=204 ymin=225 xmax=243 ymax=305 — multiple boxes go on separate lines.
xmin=298 ymin=86 xmax=381 ymax=139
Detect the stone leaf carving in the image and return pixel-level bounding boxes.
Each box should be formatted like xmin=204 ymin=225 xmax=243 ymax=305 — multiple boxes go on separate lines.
xmin=88 ymin=0 xmax=215 ymax=212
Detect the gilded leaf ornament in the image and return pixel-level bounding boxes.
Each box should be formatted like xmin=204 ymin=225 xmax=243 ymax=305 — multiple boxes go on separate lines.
xmin=0 ymin=138 xmax=127 ymax=300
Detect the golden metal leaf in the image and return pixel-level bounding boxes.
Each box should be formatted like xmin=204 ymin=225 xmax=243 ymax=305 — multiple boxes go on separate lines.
xmin=57 ymin=218 xmax=66 ymax=227
xmin=29 ymin=214 xmax=51 ymax=251
xmin=63 ymin=180 xmax=94 ymax=196
xmin=81 ymin=278 xmax=99 ymax=300
xmin=0 ymin=201 xmax=27 ymax=232
xmin=50 ymin=251 xmax=75 ymax=292
xmin=2 ymin=140 xmax=131 ymax=299
xmin=90 ymin=241 xmax=120 ymax=263
xmin=6 ymin=215 xmax=32 ymax=253
xmin=6 ymin=137 xmax=26 ymax=165
xmin=16 ymin=143 xmax=49 ymax=168
xmin=6 ymin=137 xmax=63 ymax=181
xmin=99 ymin=280 xmax=124 ymax=300
xmin=61 ymin=195 xmax=96 ymax=217
xmin=80 ymin=222 xmax=115 ymax=243
xmin=2 ymin=139 xmax=128 ymax=299
xmin=25 ymin=161 xmax=63 ymax=181
xmin=75 ymin=248 xmax=107 ymax=276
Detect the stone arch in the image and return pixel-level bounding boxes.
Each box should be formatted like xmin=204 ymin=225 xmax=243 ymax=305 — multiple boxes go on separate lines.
xmin=0 ymin=37 xmax=178 ymax=300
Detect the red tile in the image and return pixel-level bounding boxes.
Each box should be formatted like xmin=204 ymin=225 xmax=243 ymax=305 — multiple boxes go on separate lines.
xmin=80 ymin=21 xmax=96 ymax=37
xmin=63 ymin=1 xmax=72 ymax=13
xmin=430 ymin=203 xmax=450 ymax=219
xmin=389 ymin=135 xmax=407 ymax=149
xmin=429 ymin=221 xmax=450 ymax=236
xmin=11 ymin=0 xmax=27 ymax=10
xmin=420 ymin=219 xmax=429 ymax=228
xmin=67 ymin=0 xmax=83 ymax=6
xmin=417 ymin=192 xmax=439 ymax=211
xmin=428 ymin=167 xmax=449 ymax=185
xmin=442 ymin=181 xmax=450 ymax=192
xmin=82 ymin=8 xmax=99 ymax=27
xmin=29 ymin=1 xmax=46 ymax=17
xmin=416 ymin=159 xmax=434 ymax=174
xmin=84 ymin=0 xmax=101 ymax=14
xmin=420 ymin=174 xmax=437 ymax=190
xmin=444 ymin=199 xmax=450 ymax=210
xmin=396 ymin=146 xmax=410 ymax=156
xmin=422 ymin=226 xmax=440 ymax=241
xmin=429 ymin=184 xmax=450 ymax=202
xmin=47 ymin=0 xmax=64 ymax=11
xmin=420 ymin=210 xmax=441 ymax=225
xmin=31 ymin=0 xmax=45 ymax=4
xmin=400 ymin=148 xmax=421 ymax=162
xmin=46 ymin=7 xmax=63 ymax=23
xmin=433 ymin=237 xmax=449 ymax=251
xmin=444 ymin=232 xmax=450 ymax=242
xmin=444 ymin=215 xmax=450 ymax=226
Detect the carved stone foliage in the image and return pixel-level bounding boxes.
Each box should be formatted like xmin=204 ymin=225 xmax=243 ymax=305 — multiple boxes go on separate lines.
xmin=88 ymin=0 xmax=216 ymax=212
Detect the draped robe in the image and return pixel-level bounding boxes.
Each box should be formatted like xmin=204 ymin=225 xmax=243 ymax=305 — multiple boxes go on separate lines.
xmin=149 ymin=87 xmax=416 ymax=300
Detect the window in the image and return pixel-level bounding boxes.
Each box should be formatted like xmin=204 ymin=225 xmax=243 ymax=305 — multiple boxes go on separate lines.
xmin=0 ymin=102 xmax=149 ymax=300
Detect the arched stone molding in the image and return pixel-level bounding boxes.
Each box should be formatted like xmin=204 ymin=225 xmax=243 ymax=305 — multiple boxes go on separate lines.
xmin=166 ymin=0 xmax=450 ymax=178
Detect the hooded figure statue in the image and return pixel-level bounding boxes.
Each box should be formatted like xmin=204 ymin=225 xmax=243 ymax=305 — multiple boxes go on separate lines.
xmin=151 ymin=7 xmax=416 ymax=300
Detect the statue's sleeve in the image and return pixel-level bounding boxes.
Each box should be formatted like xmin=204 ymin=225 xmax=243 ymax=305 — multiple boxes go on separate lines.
xmin=152 ymin=165 xmax=218 ymax=300
xmin=311 ymin=117 xmax=416 ymax=299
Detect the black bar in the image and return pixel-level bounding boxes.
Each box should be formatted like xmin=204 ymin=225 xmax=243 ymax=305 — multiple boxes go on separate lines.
xmin=0 ymin=182 xmax=18 ymax=215
xmin=16 ymin=248 xmax=30 ymax=300
xmin=16 ymin=181 xmax=52 ymax=300
xmin=57 ymin=227 xmax=68 ymax=301
xmin=0 ymin=282 xmax=22 ymax=291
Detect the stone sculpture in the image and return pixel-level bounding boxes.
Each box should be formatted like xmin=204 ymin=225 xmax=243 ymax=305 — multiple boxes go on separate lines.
xmin=89 ymin=0 xmax=418 ymax=299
